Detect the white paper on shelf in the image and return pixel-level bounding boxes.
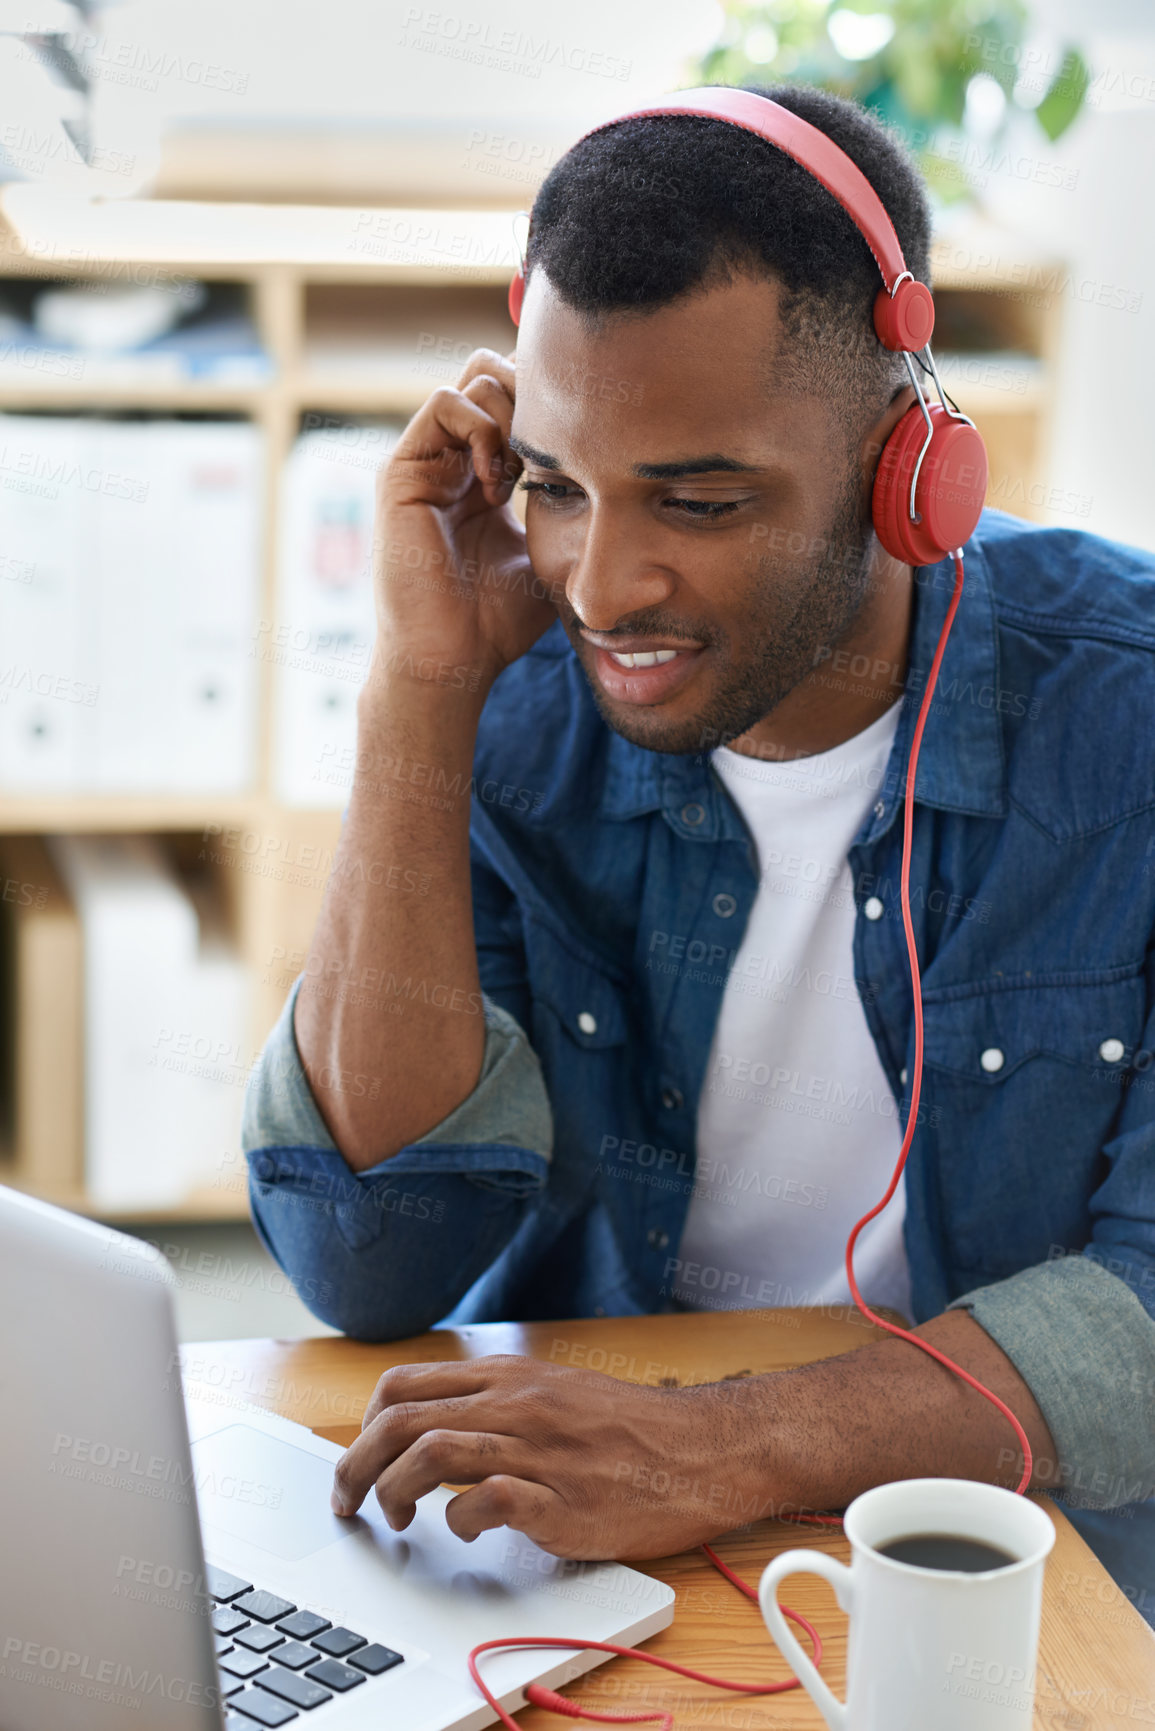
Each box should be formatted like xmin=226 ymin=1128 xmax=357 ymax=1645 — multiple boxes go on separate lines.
xmin=273 ymin=424 xmax=400 ymax=807
xmin=46 ymin=835 xmax=250 ymax=1210
xmin=0 ymin=414 xmax=263 ymax=795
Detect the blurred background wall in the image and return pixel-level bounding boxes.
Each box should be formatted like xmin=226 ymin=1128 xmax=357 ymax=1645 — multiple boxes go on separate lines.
xmin=0 ymin=0 xmax=1152 ymax=1340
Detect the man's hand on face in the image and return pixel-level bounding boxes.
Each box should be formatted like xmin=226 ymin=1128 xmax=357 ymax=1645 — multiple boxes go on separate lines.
xmin=329 ymin=1354 xmax=783 ymax=1562
xmin=371 ymin=346 xmax=559 ymax=693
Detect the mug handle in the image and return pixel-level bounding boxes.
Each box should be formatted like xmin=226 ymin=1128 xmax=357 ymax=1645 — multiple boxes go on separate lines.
xmin=759 ymin=1550 xmax=854 ymax=1731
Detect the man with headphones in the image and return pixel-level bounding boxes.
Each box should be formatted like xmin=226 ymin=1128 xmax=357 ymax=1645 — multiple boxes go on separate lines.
xmin=243 ymin=87 xmax=1155 ymax=1620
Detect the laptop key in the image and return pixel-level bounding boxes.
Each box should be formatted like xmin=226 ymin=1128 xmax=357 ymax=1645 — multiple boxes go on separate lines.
xmin=350 ymin=1643 xmax=404 ymax=1675
xmin=206 ymin=1565 xmax=253 ymax=1603
xmin=215 ymin=1635 xmax=236 ymax=1655
xmin=229 ymin=1688 xmax=299 ymax=1725
xmin=256 ymin=1668 xmax=332 ymax=1711
xmin=276 ymin=1610 xmax=331 ymax=1641
xmin=305 ymin=1659 xmax=365 ymax=1693
xmin=266 ymin=1641 xmax=316 ymax=1671
xmin=220 ymin=1649 xmax=271 ymax=1680
xmin=310 ymin=1626 xmax=365 ymax=1659
xmin=219 ymin=1674 xmax=246 ymax=1697
xmin=235 ymin=1625 xmax=285 ymax=1655
xmin=214 ymin=1606 xmax=251 ymax=1636
xmin=235 ymin=1589 xmax=297 ymax=1623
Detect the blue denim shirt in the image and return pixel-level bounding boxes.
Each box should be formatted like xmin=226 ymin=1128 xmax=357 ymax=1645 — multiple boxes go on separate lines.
xmin=243 ymin=510 xmax=1155 ymax=1566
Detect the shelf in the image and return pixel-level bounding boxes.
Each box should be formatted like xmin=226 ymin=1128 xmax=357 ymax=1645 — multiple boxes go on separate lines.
xmin=0 ymin=795 xmax=260 ymax=833
xmin=0 ymin=1165 xmax=253 ymax=1224
xmin=289 ymin=376 xmax=442 ymax=415
xmin=0 ymin=188 xmax=522 ymax=276
xmin=296 ymin=280 xmax=513 ymax=411
xmin=0 ymin=382 xmax=265 ymax=412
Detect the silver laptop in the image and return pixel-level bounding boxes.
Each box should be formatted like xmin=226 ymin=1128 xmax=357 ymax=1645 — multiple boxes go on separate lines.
xmin=0 ymin=1185 xmax=674 ymax=1730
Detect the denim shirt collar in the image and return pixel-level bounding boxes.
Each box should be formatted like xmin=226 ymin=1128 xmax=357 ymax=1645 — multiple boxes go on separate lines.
xmin=598 ymin=534 xmax=1008 ymax=844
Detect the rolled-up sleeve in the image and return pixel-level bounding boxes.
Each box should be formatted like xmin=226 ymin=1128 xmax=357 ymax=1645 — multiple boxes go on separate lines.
xmin=946 ymin=1255 xmax=1155 ymax=1511
xmin=945 ymin=958 xmax=1155 ymax=1515
xmin=241 ymin=971 xmax=553 ymax=1341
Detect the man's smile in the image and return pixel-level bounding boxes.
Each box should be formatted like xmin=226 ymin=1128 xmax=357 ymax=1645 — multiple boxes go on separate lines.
xmin=579 ymin=630 xmax=709 ymax=705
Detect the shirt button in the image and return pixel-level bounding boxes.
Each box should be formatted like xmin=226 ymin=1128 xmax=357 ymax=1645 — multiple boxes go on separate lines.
xmin=577 ymin=1011 xmax=597 ymax=1035
xmin=900 ymin=1067 xmax=908 ymax=1086
xmin=874 ymin=800 xmax=886 ymax=819
xmin=647 ymin=1227 xmax=670 ymax=1250
xmin=681 ymin=802 xmax=705 ymax=827
xmin=660 ymin=1085 xmax=684 ymax=1110
xmin=712 ymin=892 xmax=736 ymax=918
xmin=980 ymin=1047 xmax=1005 ymax=1073
xmin=864 ymin=896 xmax=884 ymax=920
xmin=1099 ymin=1038 xmax=1125 ymax=1063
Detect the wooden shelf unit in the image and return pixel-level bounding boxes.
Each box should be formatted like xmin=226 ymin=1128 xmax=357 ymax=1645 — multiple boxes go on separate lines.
xmin=0 ymin=200 xmax=1063 ymax=1221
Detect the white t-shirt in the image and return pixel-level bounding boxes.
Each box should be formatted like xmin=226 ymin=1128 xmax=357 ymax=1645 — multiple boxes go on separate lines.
xmin=676 ymin=697 xmax=914 ymax=1319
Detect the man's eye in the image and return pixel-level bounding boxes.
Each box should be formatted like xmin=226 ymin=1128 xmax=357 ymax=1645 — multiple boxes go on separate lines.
xmin=669 ymin=498 xmax=741 ymax=518
xmin=518 ymin=479 xmax=742 ymax=520
xmin=517 ymin=479 xmax=574 ymax=502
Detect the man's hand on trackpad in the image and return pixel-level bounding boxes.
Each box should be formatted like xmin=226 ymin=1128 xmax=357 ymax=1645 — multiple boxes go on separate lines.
xmin=328 ymin=1353 xmax=792 ymax=1562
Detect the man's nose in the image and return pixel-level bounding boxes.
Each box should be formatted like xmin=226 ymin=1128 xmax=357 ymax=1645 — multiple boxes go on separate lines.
xmin=564 ymin=508 xmax=674 ymax=631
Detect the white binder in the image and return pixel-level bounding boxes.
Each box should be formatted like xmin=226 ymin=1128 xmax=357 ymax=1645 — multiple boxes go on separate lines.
xmin=0 ymin=414 xmax=263 ymax=794
xmin=90 ymin=418 xmax=263 ymax=792
xmin=47 ymin=835 xmax=250 ymax=1210
xmin=0 ymin=415 xmax=92 ymax=789
xmin=273 ymin=424 xmax=398 ymax=807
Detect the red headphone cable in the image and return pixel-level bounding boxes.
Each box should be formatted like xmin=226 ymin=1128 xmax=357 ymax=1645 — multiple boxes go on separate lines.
xmin=835 ymin=549 xmax=1034 ymax=1496
xmin=467 ymin=550 xmax=1033 ymax=1727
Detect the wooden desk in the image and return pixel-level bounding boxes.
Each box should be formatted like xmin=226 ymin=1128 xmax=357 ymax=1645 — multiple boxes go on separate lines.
xmin=181 ymin=1308 xmax=1155 ymax=1728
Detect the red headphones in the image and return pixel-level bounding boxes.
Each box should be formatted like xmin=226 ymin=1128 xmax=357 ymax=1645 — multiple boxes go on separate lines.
xmin=507 ymin=86 xmax=988 ymax=568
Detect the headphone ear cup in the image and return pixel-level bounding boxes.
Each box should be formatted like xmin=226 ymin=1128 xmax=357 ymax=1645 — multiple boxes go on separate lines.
xmin=872 ymin=402 xmax=988 ymax=565
xmin=873 ymin=404 xmax=932 ymax=564
xmin=873 ymin=279 xmax=934 ymax=352
xmin=508 ymin=267 xmax=525 ymax=327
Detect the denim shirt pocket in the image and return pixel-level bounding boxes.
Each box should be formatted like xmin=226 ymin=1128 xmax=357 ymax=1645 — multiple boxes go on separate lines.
xmin=918 ymin=969 xmax=1147 ymax=1278
xmin=521 ymin=914 xmax=631 ymax=1054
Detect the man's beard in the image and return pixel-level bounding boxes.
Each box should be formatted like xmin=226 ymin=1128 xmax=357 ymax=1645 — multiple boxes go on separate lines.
xmin=566 ymin=466 xmax=876 ymax=758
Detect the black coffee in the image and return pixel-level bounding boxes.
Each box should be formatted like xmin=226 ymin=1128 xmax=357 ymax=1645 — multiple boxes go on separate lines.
xmin=876 ymin=1532 xmax=1018 ymax=1573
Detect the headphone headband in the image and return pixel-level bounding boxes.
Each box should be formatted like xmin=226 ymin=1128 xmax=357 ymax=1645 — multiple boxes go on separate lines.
xmin=574 ymin=88 xmax=908 ymax=290
xmin=510 ymin=86 xmax=934 ymax=351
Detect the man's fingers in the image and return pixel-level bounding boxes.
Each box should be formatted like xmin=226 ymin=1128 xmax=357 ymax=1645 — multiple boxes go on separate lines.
xmin=361 ymin=1356 xmax=518 ymax=1428
xmin=360 ymin=1364 xmax=480 ymax=1430
xmin=394 ymin=384 xmax=513 ymax=506
xmin=454 ymin=346 xmax=515 ymax=396
xmin=459 ymin=374 xmax=520 ymax=496
xmin=380 ymin=348 xmax=516 ymax=511
xmin=338 ymin=1357 xmax=533 ymax=1509
xmin=444 ymin=1475 xmax=567 ymax=1548
xmin=370 ymin=1429 xmax=538 ymax=1530
xmin=335 ymin=1399 xmax=483 ymax=1510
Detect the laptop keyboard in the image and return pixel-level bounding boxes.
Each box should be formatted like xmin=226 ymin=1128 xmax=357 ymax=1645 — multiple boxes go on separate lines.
xmin=206 ymin=1563 xmax=404 ymax=1725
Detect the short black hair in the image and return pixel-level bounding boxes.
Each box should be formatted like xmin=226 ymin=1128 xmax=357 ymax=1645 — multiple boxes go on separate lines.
xmin=525 ymin=83 xmax=931 ymax=436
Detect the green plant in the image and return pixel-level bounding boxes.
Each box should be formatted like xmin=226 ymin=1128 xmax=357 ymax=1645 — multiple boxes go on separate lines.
xmin=693 ymin=0 xmax=1088 ymax=203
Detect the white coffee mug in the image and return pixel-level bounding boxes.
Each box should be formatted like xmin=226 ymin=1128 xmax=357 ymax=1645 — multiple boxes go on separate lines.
xmin=759 ymin=1477 xmax=1056 ymax=1731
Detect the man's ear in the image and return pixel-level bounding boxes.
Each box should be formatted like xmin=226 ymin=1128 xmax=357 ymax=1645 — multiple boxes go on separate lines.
xmin=861 ymin=384 xmax=918 ymax=480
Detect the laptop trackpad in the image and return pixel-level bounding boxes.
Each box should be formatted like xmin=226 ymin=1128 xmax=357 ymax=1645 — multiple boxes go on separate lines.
xmin=192 ymin=1424 xmax=375 ymax=1562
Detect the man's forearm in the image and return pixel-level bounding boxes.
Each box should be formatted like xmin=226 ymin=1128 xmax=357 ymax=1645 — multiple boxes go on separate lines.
xmin=294 ymin=659 xmax=493 ymax=1170
xmin=759 ymin=1309 xmax=1062 ymax=1512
